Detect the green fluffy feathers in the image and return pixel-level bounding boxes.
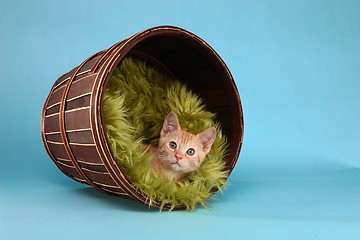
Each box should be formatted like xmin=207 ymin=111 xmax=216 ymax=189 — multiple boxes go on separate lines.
xmin=102 ymin=57 xmax=228 ymax=210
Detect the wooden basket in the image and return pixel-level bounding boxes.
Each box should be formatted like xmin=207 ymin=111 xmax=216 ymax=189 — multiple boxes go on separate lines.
xmin=41 ymin=26 xmax=244 ymax=210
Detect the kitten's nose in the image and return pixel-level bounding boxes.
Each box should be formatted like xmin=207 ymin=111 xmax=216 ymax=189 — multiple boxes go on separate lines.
xmin=175 ymin=153 xmax=183 ymax=161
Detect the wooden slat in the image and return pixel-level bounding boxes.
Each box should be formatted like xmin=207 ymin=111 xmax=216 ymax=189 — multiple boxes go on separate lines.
xmin=47 ymin=142 xmax=69 ymax=160
xmin=47 ymin=86 xmax=64 ymax=108
xmin=93 ymin=181 xmax=122 ymax=189
xmin=70 ymin=144 xmax=102 ymax=164
xmin=45 ymin=104 xmax=60 ymax=115
xmin=56 ymin=157 xmax=72 ymax=166
xmin=78 ymin=161 xmax=107 ymax=173
xmin=78 ymin=54 xmax=102 ymax=73
xmin=67 ymin=130 xmax=94 ymax=144
xmin=101 ymin=186 xmax=128 ymax=196
xmin=64 ymin=108 xmax=91 ymax=131
xmin=44 ymin=114 xmax=60 ymax=133
xmin=59 ymin=164 xmax=84 ymax=181
xmin=54 ymin=69 xmax=74 ymax=87
xmin=67 ymin=74 xmax=96 ymax=100
xmin=65 ymin=95 xmax=91 ymax=111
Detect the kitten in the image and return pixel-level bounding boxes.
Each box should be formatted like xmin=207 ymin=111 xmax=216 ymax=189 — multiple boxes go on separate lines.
xmin=147 ymin=112 xmax=216 ymax=181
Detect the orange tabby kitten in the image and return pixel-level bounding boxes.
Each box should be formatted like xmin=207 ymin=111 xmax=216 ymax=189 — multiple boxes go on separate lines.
xmin=147 ymin=112 xmax=216 ymax=181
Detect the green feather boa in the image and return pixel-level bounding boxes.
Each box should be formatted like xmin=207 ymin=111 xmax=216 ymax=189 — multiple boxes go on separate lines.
xmin=103 ymin=57 xmax=228 ymax=210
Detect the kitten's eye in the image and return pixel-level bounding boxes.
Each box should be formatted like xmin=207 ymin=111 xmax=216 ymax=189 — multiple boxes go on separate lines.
xmin=186 ymin=148 xmax=195 ymax=156
xmin=169 ymin=141 xmax=177 ymax=149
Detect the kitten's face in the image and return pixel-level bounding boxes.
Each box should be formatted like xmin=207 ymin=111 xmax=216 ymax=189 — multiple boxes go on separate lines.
xmin=158 ymin=112 xmax=216 ymax=174
xmin=158 ymin=132 xmax=206 ymax=173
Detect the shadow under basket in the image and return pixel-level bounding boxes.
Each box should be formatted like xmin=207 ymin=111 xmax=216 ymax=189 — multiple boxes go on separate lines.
xmin=41 ymin=26 xmax=244 ymax=210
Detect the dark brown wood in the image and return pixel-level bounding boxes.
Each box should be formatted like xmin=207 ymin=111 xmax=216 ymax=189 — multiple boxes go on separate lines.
xmin=41 ymin=26 xmax=244 ymax=210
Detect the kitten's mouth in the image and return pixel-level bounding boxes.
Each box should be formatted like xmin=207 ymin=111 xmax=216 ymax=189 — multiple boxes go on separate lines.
xmin=171 ymin=161 xmax=181 ymax=167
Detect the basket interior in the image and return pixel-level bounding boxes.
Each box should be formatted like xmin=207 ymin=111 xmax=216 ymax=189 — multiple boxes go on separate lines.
xmin=129 ymin=35 xmax=241 ymax=170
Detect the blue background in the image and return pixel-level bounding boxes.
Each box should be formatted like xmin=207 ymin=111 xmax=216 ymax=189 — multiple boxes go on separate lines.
xmin=1 ymin=0 xmax=360 ymax=239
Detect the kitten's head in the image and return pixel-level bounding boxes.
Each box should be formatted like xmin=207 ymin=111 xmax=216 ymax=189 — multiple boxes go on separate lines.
xmin=158 ymin=112 xmax=216 ymax=174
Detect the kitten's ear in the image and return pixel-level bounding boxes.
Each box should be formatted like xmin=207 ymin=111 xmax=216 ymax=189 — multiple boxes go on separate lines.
xmin=197 ymin=127 xmax=216 ymax=154
xmin=161 ymin=111 xmax=181 ymax=137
